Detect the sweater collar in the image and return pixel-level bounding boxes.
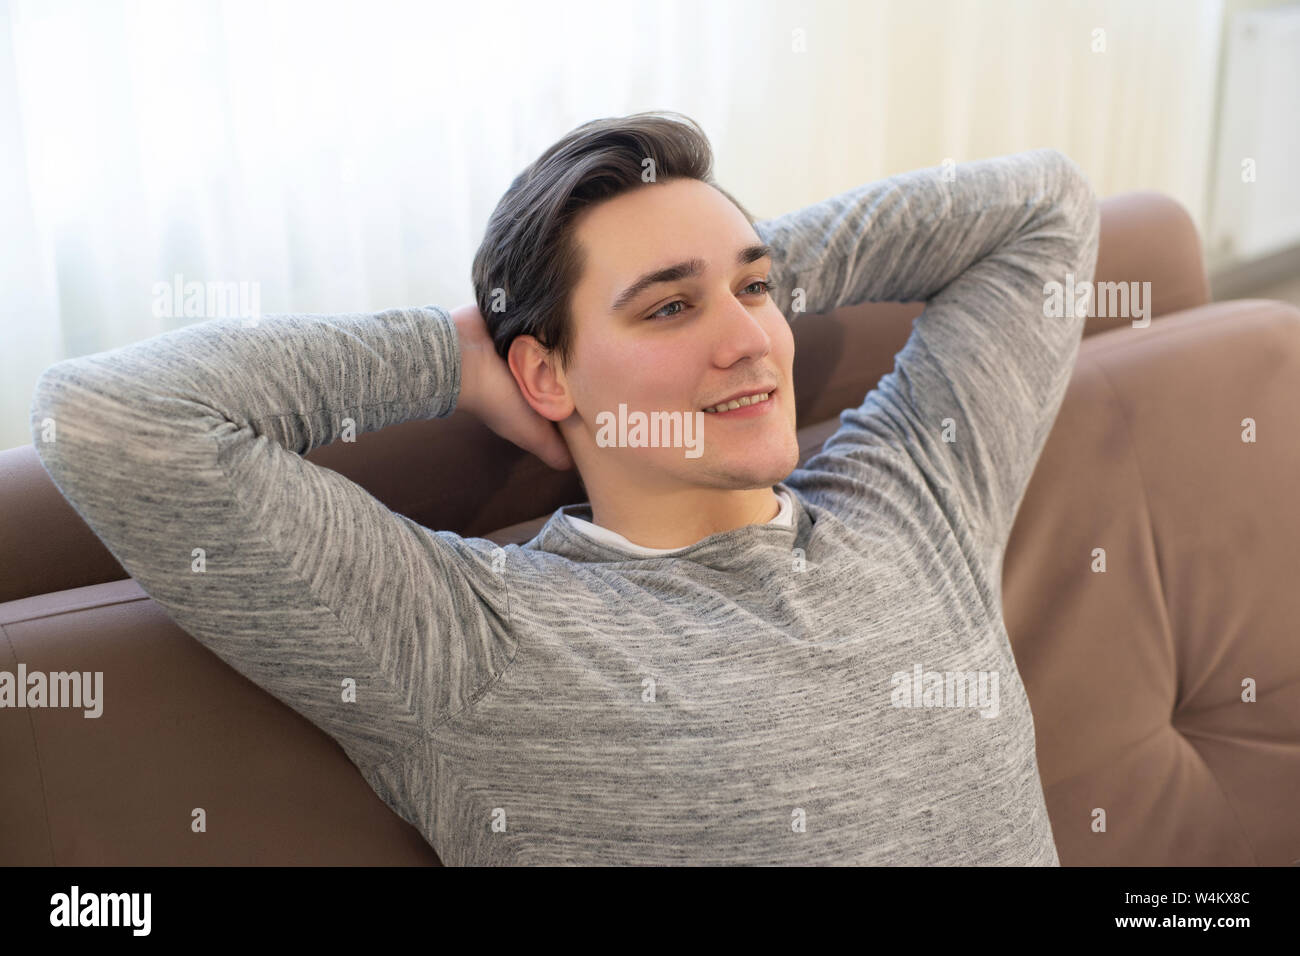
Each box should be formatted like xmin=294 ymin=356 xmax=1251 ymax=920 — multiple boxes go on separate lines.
xmin=522 ymin=481 xmax=812 ymax=567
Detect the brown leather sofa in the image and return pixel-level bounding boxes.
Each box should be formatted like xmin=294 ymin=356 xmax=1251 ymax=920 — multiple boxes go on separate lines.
xmin=3 ymin=191 xmax=1298 ymax=866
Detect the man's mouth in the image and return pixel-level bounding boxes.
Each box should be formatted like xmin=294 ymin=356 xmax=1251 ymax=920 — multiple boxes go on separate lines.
xmin=702 ymin=388 xmax=776 ymax=415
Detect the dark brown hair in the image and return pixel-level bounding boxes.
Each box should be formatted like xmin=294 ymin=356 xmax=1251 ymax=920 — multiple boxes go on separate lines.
xmin=470 ymin=110 xmax=754 ymax=373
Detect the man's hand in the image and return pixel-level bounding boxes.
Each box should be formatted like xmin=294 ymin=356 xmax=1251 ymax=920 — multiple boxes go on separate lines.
xmin=450 ymin=303 xmax=574 ymax=472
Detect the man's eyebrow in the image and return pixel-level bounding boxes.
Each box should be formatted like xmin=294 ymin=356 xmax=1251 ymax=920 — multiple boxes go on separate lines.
xmin=610 ymin=242 xmax=774 ymax=313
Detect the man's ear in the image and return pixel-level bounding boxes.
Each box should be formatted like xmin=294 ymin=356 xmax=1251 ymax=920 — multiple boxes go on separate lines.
xmin=507 ymin=334 xmax=573 ymax=423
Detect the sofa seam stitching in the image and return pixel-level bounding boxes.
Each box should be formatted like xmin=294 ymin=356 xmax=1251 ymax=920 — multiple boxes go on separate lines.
xmin=0 ymin=618 xmax=58 ymax=864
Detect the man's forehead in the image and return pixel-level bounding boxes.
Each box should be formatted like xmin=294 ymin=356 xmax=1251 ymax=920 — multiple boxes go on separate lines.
xmin=573 ymin=181 xmax=760 ymax=291
xmin=580 ymin=178 xmax=745 ymax=242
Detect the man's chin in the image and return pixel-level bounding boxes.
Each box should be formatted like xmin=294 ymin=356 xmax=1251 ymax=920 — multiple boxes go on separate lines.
xmin=679 ymin=454 xmax=800 ymax=490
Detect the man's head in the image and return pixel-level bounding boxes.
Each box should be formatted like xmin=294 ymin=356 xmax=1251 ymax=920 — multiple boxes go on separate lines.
xmin=471 ymin=111 xmax=799 ymax=519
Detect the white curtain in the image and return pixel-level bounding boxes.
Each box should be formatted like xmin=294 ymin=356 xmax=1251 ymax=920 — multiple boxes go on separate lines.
xmin=2 ymin=0 xmax=1225 ymax=451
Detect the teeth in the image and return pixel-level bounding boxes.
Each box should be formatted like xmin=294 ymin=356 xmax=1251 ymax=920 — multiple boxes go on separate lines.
xmin=703 ymin=391 xmax=770 ymax=414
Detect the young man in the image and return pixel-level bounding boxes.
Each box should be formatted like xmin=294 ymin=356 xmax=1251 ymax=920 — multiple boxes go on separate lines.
xmin=30 ymin=111 xmax=1101 ymax=866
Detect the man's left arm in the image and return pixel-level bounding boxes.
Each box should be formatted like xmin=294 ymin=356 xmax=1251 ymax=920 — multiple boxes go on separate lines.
xmin=753 ymin=148 xmax=1102 ymax=578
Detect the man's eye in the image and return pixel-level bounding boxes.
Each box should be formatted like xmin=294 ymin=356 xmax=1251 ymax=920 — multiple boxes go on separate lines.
xmin=646 ymin=280 xmax=776 ymax=321
xmin=647 ymin=300 xmax=686 ymax=320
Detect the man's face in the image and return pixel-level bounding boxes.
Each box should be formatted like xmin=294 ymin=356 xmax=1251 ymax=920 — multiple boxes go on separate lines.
xmin=554 ymin=176 xmax=800 ymax=494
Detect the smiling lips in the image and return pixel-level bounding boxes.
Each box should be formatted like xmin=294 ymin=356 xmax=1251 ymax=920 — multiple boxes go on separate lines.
xmin=702 ymin=389 xmax=775 ymax=414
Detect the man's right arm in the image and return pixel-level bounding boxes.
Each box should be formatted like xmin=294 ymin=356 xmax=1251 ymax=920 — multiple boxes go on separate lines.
xmin=29 ymin=305 xmax=517 ymax=792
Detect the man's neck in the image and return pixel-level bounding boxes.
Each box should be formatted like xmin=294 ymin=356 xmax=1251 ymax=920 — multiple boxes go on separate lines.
xmin=582 ymin=485 xmax=782 ymax=551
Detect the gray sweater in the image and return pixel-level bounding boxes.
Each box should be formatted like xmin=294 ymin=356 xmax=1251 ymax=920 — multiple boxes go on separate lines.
xmin=30 ymin=147 xmax=1101 ymax=865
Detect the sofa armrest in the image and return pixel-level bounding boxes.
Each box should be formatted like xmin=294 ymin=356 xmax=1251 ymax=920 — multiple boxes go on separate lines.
xmin=1089 ymin=190 xmax=1212 ymax=333
xmin=0 ymin=579 xmax=442 ymax=865
xmin=0 ymin=445 xmax=127 ymax=604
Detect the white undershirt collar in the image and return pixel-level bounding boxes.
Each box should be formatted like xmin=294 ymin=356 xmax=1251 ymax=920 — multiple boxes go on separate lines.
xmin=563 ymin=487 xmax=793 ymax=556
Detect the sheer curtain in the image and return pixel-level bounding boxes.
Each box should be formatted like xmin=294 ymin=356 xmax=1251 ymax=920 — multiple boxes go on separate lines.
xmin=2 ymin=0 xmax=1224 ymax=450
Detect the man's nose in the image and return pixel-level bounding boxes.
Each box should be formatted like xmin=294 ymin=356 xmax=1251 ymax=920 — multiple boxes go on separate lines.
xmin=710 ymin=298 xmax=772 ymax=365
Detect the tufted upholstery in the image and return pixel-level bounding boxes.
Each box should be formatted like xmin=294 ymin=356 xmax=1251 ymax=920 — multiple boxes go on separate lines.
xmin=1003 ymin=297 xmax=1300 ymax=865
xmin=3 ymin=190 xmax=1297 ymax=865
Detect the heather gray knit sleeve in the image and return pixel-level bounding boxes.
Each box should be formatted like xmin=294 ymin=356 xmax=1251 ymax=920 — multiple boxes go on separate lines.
xmin=28 ymin=306 xmax=514 ymax=776
xmin=755 ymin=148 xmax=1102 ymax=579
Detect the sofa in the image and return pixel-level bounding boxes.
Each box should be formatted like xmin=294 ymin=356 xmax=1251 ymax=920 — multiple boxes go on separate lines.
xmin=3 ymin=190 xmax=1298 ymax=866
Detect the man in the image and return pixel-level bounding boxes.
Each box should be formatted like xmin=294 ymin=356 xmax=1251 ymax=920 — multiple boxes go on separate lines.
xmin=31 ymin=110 xmax=1101 ymax=865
